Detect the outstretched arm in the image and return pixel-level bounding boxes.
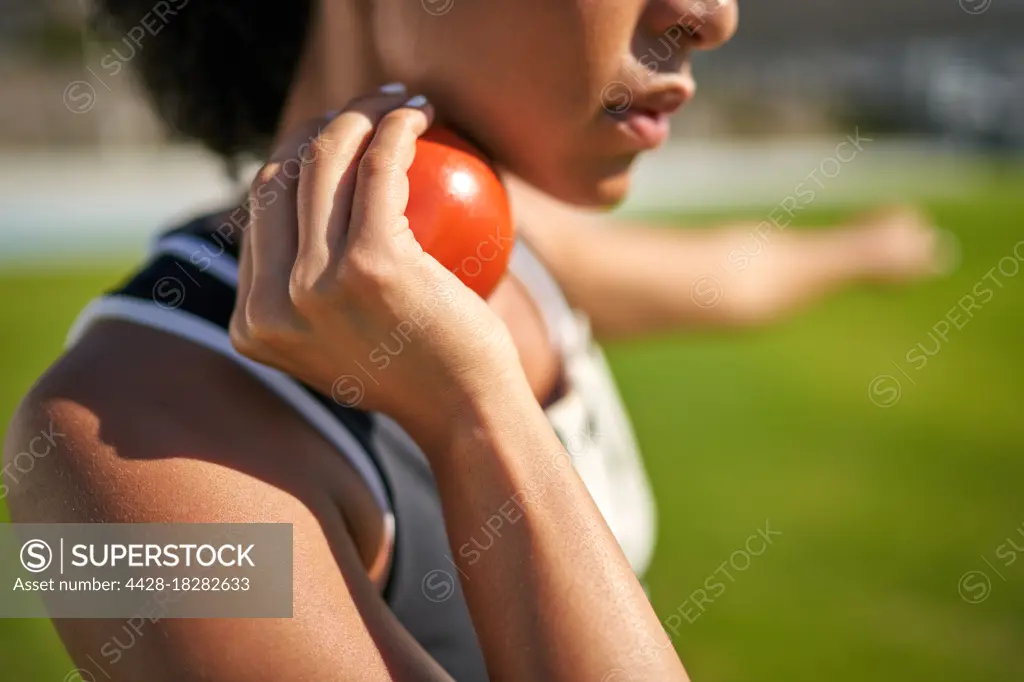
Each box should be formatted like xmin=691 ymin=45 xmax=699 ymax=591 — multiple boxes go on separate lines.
xmin=510 ymin=177 xmax=948 ymax=339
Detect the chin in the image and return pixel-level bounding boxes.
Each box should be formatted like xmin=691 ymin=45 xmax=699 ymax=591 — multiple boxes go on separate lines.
xmin=588 ymin=172 xmax=632 ymax=208
xmin=560 ymin=167 xmax=633 ymax=209
xmin=522 ymin=159 xmax=634 ymax=210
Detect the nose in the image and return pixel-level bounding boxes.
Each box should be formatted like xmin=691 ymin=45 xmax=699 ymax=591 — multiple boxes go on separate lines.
xmin=642 ymin=0 xmax=739 ymax=52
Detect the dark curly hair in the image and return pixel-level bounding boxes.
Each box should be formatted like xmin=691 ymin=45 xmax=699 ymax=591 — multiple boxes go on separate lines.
xmin=92 ymin=1 xmax=314 ymax=162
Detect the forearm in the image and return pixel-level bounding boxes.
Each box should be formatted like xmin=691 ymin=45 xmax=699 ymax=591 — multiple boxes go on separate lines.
xmin=585 ymin=222 xmax=880 ymax=334
xmin=531 ymin=218 xmax=909 ymax=339
xmin=509 ymin=171 xmax=941 ymax=339
xmin=405 ymin=373 xmax=686 ymax=682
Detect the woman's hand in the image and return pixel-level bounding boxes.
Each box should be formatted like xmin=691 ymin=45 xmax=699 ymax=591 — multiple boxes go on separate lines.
xmin=229 ymin=89 xmax=520 ymax=440
xmin=846 ymin=206 xmax=956 ymax=283
xmin=219 ymin=92 xmax=691 ymax=681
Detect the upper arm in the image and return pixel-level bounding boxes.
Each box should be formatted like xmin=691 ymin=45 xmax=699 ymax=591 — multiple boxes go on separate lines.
xmin=2 ymin=326 xmax=451 ymax=682
xmin=505 ymin=177 xmax=790 ymax=334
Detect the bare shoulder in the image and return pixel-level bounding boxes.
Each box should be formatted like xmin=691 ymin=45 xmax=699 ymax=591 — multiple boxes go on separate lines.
xmin=2 ymin=321 xmax=422 ymax=681
xmin=3 ymin=319 xmax=380 ymax=542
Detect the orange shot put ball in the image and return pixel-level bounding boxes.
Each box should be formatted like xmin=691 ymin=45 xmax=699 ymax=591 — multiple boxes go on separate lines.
xmin=406 ymin=126 xmax=516 ymax=299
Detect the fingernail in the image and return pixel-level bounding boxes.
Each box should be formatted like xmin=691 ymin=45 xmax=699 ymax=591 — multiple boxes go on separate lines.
xmin=325 ymin=109 xmax=342 ymax=119
xmin=379 ymin=82 xmax=407 ymax=94
xmin=404 ymin=95 xmax=429 ymax=108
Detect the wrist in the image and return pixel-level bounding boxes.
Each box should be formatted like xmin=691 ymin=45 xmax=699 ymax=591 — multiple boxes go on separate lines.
xmin=399 ymin=362 xmax=537 ymax=459
xmin=843 ymin=223 xmax=905 ymax=282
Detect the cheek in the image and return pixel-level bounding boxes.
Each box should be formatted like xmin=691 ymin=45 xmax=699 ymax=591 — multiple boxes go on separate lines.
xmin=395 ymin=1 xmax=634 ymax=121
xmin=374 ymin=0 xmax=642 ymax=204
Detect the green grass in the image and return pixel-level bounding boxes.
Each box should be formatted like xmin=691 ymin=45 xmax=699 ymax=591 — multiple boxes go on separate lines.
xmin=2 ymin=170 xmax=1023 ymax=681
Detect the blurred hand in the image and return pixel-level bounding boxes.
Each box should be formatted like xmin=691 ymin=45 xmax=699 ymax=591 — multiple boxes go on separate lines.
xmin=229 ymin=90 xmax=519 ymax=440
xmin=847 ymin=206 xmax=957 ymax=284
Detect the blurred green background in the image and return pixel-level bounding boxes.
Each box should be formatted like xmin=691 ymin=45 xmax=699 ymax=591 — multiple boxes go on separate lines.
xmin=4 ymin=0 xmax=1024 ymax=679
xmin=2 ymin=167 xmax=1022 ymax=680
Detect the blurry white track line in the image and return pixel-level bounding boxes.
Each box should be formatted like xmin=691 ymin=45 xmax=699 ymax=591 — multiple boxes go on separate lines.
xmin=0 ymin=138 xmax=1000 ymax=263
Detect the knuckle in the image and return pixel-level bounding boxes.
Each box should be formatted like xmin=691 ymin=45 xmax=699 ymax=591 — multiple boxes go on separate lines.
xmin=288 ymin=271 xmax=326 ymax=314
xmin=302 ymin=135 xmax=336 ymax=165
xmin=238 ymin=298 xmax=297 ymax=350
xmin=249 ymin=162 xmax=281 ymax=195
xmin=340 ymin=248 xmax=395 ymax=293
xmin=228 ymin=312 xmax=258 ymax=357
xmin=228 ymin=303 xmax=271 ymax=360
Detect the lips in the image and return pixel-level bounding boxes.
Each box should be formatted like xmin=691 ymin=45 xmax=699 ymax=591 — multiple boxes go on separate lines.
xmin=605 ymin=75 xmax=696 ymax=150
xmin=611 ymin=109 xmax=672 ymax=149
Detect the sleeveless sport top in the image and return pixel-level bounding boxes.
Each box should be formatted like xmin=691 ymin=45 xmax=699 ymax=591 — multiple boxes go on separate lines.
xmin=65 ymin=214 xmax=657 ymax=681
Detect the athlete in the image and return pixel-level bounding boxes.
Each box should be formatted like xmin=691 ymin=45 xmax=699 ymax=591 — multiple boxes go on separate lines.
xmin=3 ymin=1 xmax=941 ymax=680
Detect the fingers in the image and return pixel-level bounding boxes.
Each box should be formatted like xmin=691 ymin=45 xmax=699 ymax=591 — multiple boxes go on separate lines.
xmin=347 ymin=96 xmax=435 ymax=256
xmin=231 ymin=219 xmax=254 ymax=345
xmin=294 ymin=90 xmax=411 ymax=284
xmin=243 ymin=119 xmax=329 ymax=322
xmin=237 ymin=87 xmax=433 ymax=344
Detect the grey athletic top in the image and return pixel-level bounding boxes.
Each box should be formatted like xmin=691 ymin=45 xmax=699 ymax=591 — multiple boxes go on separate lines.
xmin=66 ymin=215 xmax=657 ymax=681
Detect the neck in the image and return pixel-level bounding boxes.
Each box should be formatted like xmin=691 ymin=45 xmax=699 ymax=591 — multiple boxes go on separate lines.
xmin=275 ymin=0 xmax=383 ymax=148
